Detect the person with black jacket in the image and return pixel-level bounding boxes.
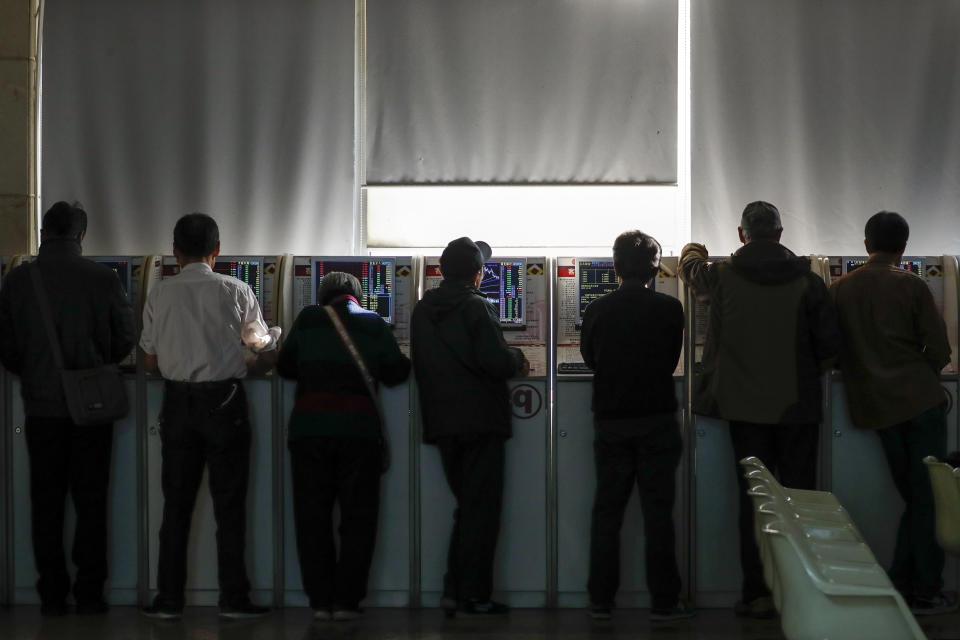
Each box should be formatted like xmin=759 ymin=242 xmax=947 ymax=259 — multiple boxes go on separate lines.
xmin=0 ymin=202 xmax=136 ymax=616
xmin=580 ymin=230 xmax=692 ymax=622
xmin=410 ymin=237 xmax=528 ymax=617
xmin=679 ymin=201 xmax=841 ymax=619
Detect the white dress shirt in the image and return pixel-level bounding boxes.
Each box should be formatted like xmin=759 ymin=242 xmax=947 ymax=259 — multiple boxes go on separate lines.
xmin=140 ymin=262 xmax=273 ymax=382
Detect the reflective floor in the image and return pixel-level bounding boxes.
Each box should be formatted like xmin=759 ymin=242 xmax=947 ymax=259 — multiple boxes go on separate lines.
xmin=2 ymin=607 xmax=960 ymax=640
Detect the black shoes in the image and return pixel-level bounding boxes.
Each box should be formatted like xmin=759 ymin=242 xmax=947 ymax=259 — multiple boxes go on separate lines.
xmin=650 ymin=600 xmax=696 ymax=622
xmin=457 ymin=599 xmax=510 ymax=616
xmin=910 ymin=592 xmax=959 ymax=616
xmin=141 ymin=600 xmax=183 ymax=620
xmin=219 ymin=601 xmax=271 ymax=620
xmin=588 ymin=603 xmax=613 ymax=620
xmin=440 ymin=597 xmax=510 ymax=618
xmin=141 ymin=597 xmax=269 ymax=621
xmin=733 ymin=595 xmax=776 ymax=619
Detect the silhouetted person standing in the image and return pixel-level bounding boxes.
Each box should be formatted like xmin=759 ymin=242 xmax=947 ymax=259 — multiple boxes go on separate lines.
xmin=830 ymin=211 xmax=955 ymax=616
xmin=278 ymin=271 xmax=410 ymax=621
xmin=679 ymin=201 xmax=840 ymax=618
xmin=581 ymin=230 xmax=692 ymax=622
xmin=0 ymin=202 xmax=136 ymax=616
xmin=139 ymin=213 xmax=280 ymax=620
xmin=411 ymin=237 xmax=528 ymax=617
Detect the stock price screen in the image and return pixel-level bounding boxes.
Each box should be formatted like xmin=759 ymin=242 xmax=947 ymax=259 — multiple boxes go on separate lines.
xmin=846 ymin=259 xmax=924 ymax=276
xmin=480 ymin=261 xmax=524 ymax=327
xmin=214 ymin=260 xmax=262 ymax=301
xmin=578 ymin=259 xmax=618 ymax=323
xmin=315 ymin=259 xmax=394 ymax=323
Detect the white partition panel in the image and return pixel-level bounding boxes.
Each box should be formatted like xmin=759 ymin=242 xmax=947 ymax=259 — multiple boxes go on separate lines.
xmin=419 ymin=379 xmax=548 ymax=607
xmin=11 ymin=379 xmax=139 ymax=604
xmin=281 ymin=257 xmax=415 ymax=607
xmin=692 ymin=415 xmax=741 ymax=607
xmin=830 ymin=379 xmax=959 ymax=591
xmin=146 ymin=378 xmax=274 ymax=605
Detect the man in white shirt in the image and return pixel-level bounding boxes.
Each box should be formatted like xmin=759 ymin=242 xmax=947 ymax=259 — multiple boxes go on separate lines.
xmin=139 ymin=213 xmax=280 ymax=620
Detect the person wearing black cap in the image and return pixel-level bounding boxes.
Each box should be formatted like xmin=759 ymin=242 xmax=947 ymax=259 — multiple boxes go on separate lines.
xmin=0 ymin=201 xmax=136 ymax=616
xmin=411 ymin=236 xmax=529 ymax=616
xmin=580 ymin=230 xmax=691 ymax=622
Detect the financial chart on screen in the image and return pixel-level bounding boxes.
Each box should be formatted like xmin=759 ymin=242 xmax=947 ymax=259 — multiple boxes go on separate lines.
xmin=214 ymin=259 xmax=262 ymax=302
xmin=480 ymin=260 xmax=525 ymax=327
xmin=315 ymin=258 xmax=394 ymax=324
xmin=845 ymin=258 xmax=924 ymax=276
xmin=577 ymin=259 xmax=618 ymax=324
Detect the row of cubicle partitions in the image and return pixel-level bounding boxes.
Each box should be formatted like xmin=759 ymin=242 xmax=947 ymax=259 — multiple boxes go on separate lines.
xmin=0 ymin=253 xmax=958 ymax=609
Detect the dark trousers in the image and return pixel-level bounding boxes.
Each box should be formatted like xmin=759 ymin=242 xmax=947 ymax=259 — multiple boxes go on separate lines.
xmin=436 ymin=434 xmax=505 ymax=603
xmin=156 ymin=380 xmax=252 ymax=608
xmin=25 ymin=416 xmax=113 ymax=605
xmin=876 ymin=403 xmax=947 ymax=599
xmin=729 ymin=420 xmax=819 ymax=603
xmin=289 ymin=436 xmax=382 ymax=609
xmin=587 ymin=421 xmax=683 ymax=610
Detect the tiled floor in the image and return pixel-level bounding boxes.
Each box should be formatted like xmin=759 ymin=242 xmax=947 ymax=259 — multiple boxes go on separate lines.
xmin=1 ymin=606 xmax=960 ymax=640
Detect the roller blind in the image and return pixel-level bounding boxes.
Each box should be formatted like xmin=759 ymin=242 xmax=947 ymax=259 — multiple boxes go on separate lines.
xmin=692 ymin=0 xmax=960 ymax=255
xmin=367 ymin=0 xmax=678 ymax=184
xmin=41 ymin=0 xmax=356 ymax=256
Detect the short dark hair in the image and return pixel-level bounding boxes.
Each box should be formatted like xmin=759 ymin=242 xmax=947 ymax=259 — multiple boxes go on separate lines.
xmin=41 ymin=201 xmax=87 ymax=238
xmin=173 ymin=213 xmax=220 ymax=259
xmin=864 ymin=211 xmax=909 ymax=254
xmin=740 ymin=201 xmax=783 ymax=240
xmin=613 ymin=230 xmax=662 ymax=282
xmin=318 ymin=271 xmax=363 ymax=306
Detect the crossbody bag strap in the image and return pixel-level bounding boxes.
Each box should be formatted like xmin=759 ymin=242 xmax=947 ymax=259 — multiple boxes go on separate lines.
xmin=28 ymin=262 xmax=67 ymax=371
xmin=323 ymin=305 xmax=386 ymax=426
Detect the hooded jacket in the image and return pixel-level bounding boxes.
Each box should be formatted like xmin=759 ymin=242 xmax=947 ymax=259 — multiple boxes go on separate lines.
xmin=411 ymin=280 xmax=525 ymax=443
xmin=679 ymin=240 xmax=840 ymax=424
xmin=0 ymin=239 xmax=137 ymax=418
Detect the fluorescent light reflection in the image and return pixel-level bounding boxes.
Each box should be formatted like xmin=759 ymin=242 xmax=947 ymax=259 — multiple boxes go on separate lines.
xmin=366 ymin=185 xmax=682 ymax=256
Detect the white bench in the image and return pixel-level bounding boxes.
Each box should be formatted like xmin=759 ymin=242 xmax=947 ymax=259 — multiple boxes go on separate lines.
xmin=740 ymin=456 xmax=926 ymax=640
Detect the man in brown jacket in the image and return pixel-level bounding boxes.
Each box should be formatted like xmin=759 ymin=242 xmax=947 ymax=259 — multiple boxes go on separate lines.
xmin=829 ymin=211 xmax=954 ymax=616
xmin=679 ymin=201 xmax=840 ymax=618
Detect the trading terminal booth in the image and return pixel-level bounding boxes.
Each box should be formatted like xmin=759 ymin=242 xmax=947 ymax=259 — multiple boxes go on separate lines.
xmin=143 ymin=255 xmax=280 ymax=606
xmin=823 ymin=255 xmax=960 ymax=597
xmin=554 ymin=256 xmax=688 ymax=606
xmin=281 ymin=255 xmax=416 ymax=606
xmin=6 ymin=255 xmax=147 ymax=605
xmin=419 ymin=255 xmax=550 ymax=606
xmin=689 ymin=254 xmax=960 ymax=606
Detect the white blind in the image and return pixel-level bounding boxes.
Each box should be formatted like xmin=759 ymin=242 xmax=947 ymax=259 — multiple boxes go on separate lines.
xmin=692 ymin=0 xmax=960 ymax=256
xmin=367 ymin=0 xmax=678 ymax=184
xmin=41 ymin=0 xmax=356 ymax=256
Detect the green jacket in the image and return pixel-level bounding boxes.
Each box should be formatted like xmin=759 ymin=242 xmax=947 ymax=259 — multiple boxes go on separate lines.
xmin=679 ymin=240 xmax=840 ymax=424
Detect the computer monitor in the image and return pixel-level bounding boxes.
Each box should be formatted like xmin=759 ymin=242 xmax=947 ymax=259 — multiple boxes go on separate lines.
xmin=845 ymin=258 xmax=924 ymax=276
xmin=480 ymin=260 xmax=525 ymax=328
xmin=313 ymin=257 xmax=395 ymax=324
xmin=93 ymin=257 xmax=132 ymax=297
xmin=214 ymin=257 xmax=263 ymax=304
xmin=577 ymin=258 xmax=618 ymax=326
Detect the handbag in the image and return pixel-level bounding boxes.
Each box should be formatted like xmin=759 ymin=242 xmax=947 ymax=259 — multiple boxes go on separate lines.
xmin=29 ymin=263 xmax=129 ymax=426
xmin=323 ymin=304 xmax=390 ymax=472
